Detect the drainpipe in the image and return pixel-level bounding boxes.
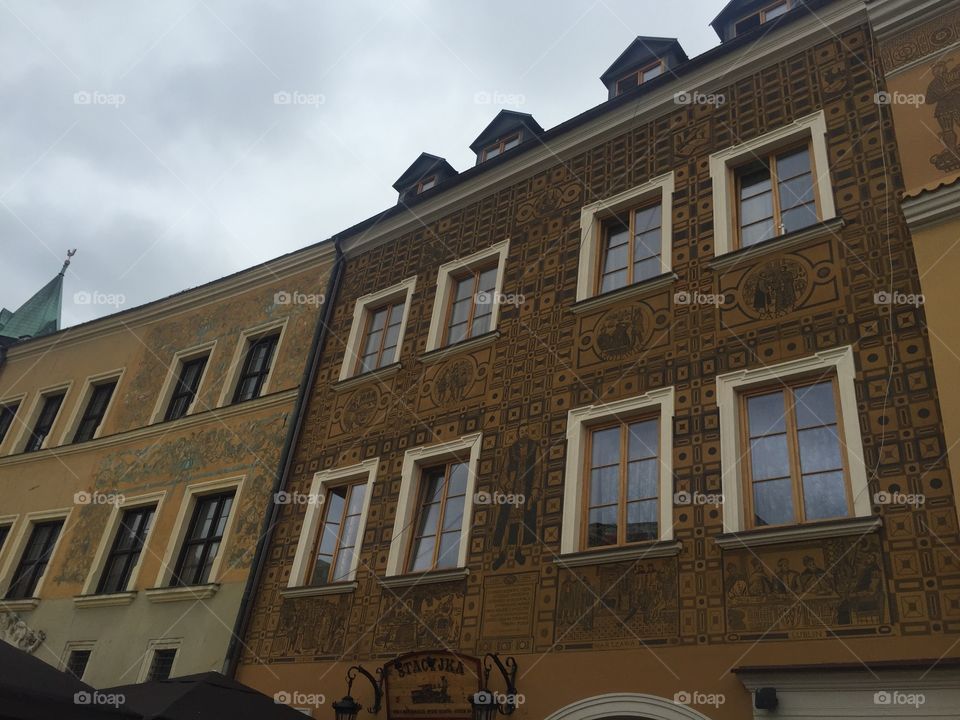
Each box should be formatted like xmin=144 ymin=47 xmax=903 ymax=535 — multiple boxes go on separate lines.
xmin=224 ymin=237 xmax=345 ymax=678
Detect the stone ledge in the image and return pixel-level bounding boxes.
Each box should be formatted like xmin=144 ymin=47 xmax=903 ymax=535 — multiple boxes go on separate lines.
xmin=377 ymin=567 xmax=469 ymax=590
xmin=553 ymin=540 xmax=682 ymax=568
xmin=73 ymin=591 xmax=137 ymax=609
xmin=279 ymin=582 xmax=357 ymax=598
xmin=715 ymin=515 xmax=881 ymax=550
xmin=707 ymin=216 xmax=846 ymax=271
xmin=571 ymin=272 xmax=677 ymax=315
xmin=144 ymin=584 xmax=219 ymax=603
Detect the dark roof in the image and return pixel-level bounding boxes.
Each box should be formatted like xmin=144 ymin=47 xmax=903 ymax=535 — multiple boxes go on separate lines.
xmin=599 ymin=36 xmax=689 ymax=84
xmin=469 ymin=109 xmax=544 ymax=153
xmin=392 ymin=152 xmax=457 ymax=193
xmin=710 ymin=0 xmax=805 ymax=36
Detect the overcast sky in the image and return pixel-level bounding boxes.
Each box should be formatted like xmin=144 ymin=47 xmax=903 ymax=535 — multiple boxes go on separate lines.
xmin=1 ymin=1 xmax=726 ymax=327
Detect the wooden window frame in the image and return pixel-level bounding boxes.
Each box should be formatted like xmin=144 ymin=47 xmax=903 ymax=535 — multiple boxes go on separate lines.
xmin=96 ymin=505 xmax=156 ymax=594
xmin=416 ymin=175 xmax=437 ymax=194
xmin=405 ymin=461 xmax=467 ymax=573
xmin=734 ymin=0 xmax=792 ymax=35
xmin=615 ymin=59 xmax=666 ymax=96
xmin=309 ymin=480 xmax=366 ymax=586
xmin=594 ymin=198 xmax=664 ymax=294
xmin=5 ymin=519 xmax=63 ymax=599
xmin=232 ymin=333 xmax=279 ymax=403
xmin=354 ymin=301 xmax=405 ymax=375
xmin=165 ymin=356 xmax=208 ymax=421
xmin=738 ymin=372 xmax=852 ymax=530
xmin=170 ymin=491 xmax=234 ymax=587
xmin=480 ymin=131 xmax=522 ymax=162
xmin=72 ymin=380 xmax=117 ymax=443
xmin=24 ymin=392 xmax=65 ymax=452
xmin=732 ymin=138 xmax=821 ymax=249
xmin=441 ymin=263 xmax=498 ymax=346
xmin=580 ymin=413 xmax=661 ymax=550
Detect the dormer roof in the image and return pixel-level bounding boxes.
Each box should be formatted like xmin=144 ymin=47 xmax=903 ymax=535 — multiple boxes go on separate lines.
xmin=600 ymin=36 xmax=688 ymax=100
xmin=392 ymin=152 xmax=457 ymax=202
xmin=469 ymin=110 xmax=544 ymax=157
xmin=710 ymin=0 xmax=800 ymax=42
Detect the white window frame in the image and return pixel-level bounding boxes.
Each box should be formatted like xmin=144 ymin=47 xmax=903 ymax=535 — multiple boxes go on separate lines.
xmin=153 ymin=476 xmax=244 ymax=587
xmin=386 ymin=433 xmax=482 ymax=576
xmin=339 ymin=277 xmax=417 ymax=381
xmin=716 ymin=345 xmax=871 ymax=532
xmin=424 ymin=240 xmax=509 ymax=352
xmin=0 ymin=513 xmax=19 ymax=565
xmin=60 ymin=640 xmax=96 ymax=676
xmin=0 ymin=507 xmax=72 ymax=598
xmin=217 ymin=318 xmax=289 ymax=407
xmin=577 ymin=172 xmax=675 ymax=302
xmin=0 ymin=393 xmax=27 ymax=455
xmin=709 ymin=110 xmax=835 ymax=256
xmin=288 ymin=458 xmax=379 ymax=587
xmin=561 ymin=387 xmax=675 ymax=554
xmin=82 ymin=491 xmax=166 ymax=596
xmin=10 ymin=381 xmax=72 ymax=453
xmin=58 ymin=368 xmax=124 ymax=445
xmin=137 ymin=639 xmax=181 ymax=682
xmin=150 ymin=341 xmax=217 ymax=423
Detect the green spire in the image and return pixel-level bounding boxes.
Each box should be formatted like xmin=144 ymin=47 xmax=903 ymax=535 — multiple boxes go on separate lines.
xmin=0 ymin=250 xmax=74 ymax=341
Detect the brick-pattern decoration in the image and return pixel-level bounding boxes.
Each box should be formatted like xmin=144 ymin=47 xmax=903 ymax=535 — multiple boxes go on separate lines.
xmin=241 ymin=25 xmax=960 ymax=665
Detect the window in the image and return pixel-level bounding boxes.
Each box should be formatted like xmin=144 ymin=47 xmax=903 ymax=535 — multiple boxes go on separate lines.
xmin=407 ymin=462 xmax=468 ymax=573
xmin=165 ymin=357 xmax=207 ymax=421
xmin=0 ymin=525 xmax=9 ymax=553
xmin=615 ymin=60 xmax=665 ymax=96
xmin=6 ymin=520 xmax=63 ymax=599
xmin=356 ymin=301 xmax=405 ymax=374
xmin=444 ymin=266 xmax=498 ymax=345
xmin=72 ymin=381 xmax=117 ymax=443
xmin=584 ymin=417 xmax=660 ymax=548
xmin=740 ymin=376 xmax=850 ymax=528
xmin=24 ymin=393 xmax=65 ymax=452
xmin=171 ymin=492 xmax=234 ymax=586
xmin=146 ymin=648 xmax=177 ymax=681
xmin=96 ymin=506 xmax=156 ymax=594
xmin=735 ymin=0 xmax=791 ymax=35
xmin=736 ymin=143 xmax=818 ymax=247
xmin=597 ymin=201 xmax=664 ymax=293
xmin=65 ymin=649 xmax=91 ymax=679
xmin=310 ymin=482 xmax=367 ymax=585
xmin=232 ymin=334 xmax=278 ymax=403
xmin=481 ymin=132 xmax=522 ymax=161
xmin=417 ymin=175 xmax=437 ymax=193
xmin=0 ymin=402 xmax=19 ymax=446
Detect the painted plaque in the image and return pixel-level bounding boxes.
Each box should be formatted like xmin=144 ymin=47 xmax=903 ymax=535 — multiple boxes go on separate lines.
xmin=384 ymin=651 xmax=482 ymax=720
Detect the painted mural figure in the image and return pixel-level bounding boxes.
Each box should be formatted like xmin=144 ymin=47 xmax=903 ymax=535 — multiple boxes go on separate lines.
xmin=490 ymin=435 xmax=540 ymax=570
xmin=926 ymin=59 xmax=960 ymax=171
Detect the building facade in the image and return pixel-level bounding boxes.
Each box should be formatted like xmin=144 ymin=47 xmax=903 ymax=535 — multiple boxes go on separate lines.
xmin=233 ymin=1 xmax=960 ymax=718
xmin=0 ymin=242 xmax=334 ymax=687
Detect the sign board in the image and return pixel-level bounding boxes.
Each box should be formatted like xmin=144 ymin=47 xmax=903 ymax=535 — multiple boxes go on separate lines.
xmin=384 ymin=651 xmax=482 ymax=719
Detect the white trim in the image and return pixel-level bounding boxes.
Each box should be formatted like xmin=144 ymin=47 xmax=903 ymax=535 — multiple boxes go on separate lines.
xmin=715 ymin=345 xmax=870 ymax=532
xmin=149 ymin=341 xmax=217 ymax=423
xmin=709 ymin=110 xmax=835 ymax=257
xmin=59 ymin=640 xmax=96 ymax=676
xmin=577 ymin=172 xmax=675 ymax=302
xmin=0 ymin=393 xmax=27 ymax=456
xmin=386 ymin=433 xmax=482 ymax=576
xmin=339 ymin=277 xmax=417 ymax=381
xmin=0 ymin=507 xmax=72 ymax=599
xmin=144 ymin=584 xmax=219 ymax=602
xmin=216 ymin=318 xmax=289 ymax=407
xmin=137 ymin=638 xmax=181 ymax=682
xmin=9 ymin=381 xmax=72 ymax=454
xmin=153 ymin=476 xmax=244 ymax=588
xmin=562 ymin=387 xmax=675 ymax=554
xmin=544 ymin=693 xmax=715 ymax=720
xmin=288 ymin=457 xmax=379 ymax=587
xmin=57 ymin=368 xmax=125 ymax=445
xmin=0 ymin=514 xmax=18 ymax=566
xmin=81 ymin=491 xmax=166 ymax=596
xmin=424 ymin=240 xmax=509 ymax=352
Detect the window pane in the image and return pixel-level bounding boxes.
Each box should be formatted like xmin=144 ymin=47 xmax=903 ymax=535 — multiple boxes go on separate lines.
xmin=436 ymin=531 xmax=460 ymax=568
xmin=628 ymin=420 xmax=658 ymax=459
xmin=348 ymin=485 xmax=366 ymax=514
xmin=587 ymin=505 xmax=618 ymax=547
xmin=741 ymin=220 xmax=776 ymax=247
xmin=311 ymin=555 xmax=332 ymax=585
xmin=634 ymin=257 xmax=661 ymax=282
xmin=316 ymin=522 xmax=340 ymax=557
xmin=634 ymin=229 xmax=661 ymax=261
xmin=590 ymin=466 xmax=620 ymax=506
xmin=765 ymin=1 xmax=789 ymax=19
xmin=740 ymin=166 xmax=772 ymax=198
xmin=794 ymin=382 xmax=836 ymax=427
xmin=503 ymin=134 xmax=521 ymax=151
xmin=802 ymin=471 xmax=848 ymax=520
xmin=753 ymin=478 xmax=795 ymax=526
xmin=478 ymin=268 xmax=498 ymax=292
xmin=776 ymin=146 xmax=811 ymax=180
xmin=642 ymin=63 xmax=663 ymax=82
xmin=442 ymin=496 xmax=465 ymax=532
xmin=740 ymin=192 xmax=774 ymax=226
xmin=409 ymin=535 xmax=435 ymax=572
xmin=332 ymin=549 xmax=353 ymax=582
xmin=447 ymin=323 xmax=467 ymax=344
xmin=416 ymin=504 xmax=441 ymax=539
xmin=747 ymin=391 xmax=786 ymax=436
xmin=798 ymin=426 xmax=842 ymax=474
xmin=471 ymin=313 xmax=491 ymax=336
xmin=600 ymin=269 xmax=629 ymax=293
xmin=778 ymin=174 xmax=814 ymax=210
xmin=176 ymin=544 xmax=204 ymax=585
xmin=616 ymin=73 xmax=638 ymax=94
xmin=780 ymin=204 xmax=818 ymax=234
xmin=340 ymin=514 xmax=361 ymax=551
xmin=370 ymin=308 xmax=388 ymax=331
xmin=484 ymin=145 xmax=501 ymax=160
xmin=448 ymin=463 xmax=468 ymax=496
xmin=634 ymin=204 xmax=661 ymax=233
xmin=591 ymin=426 xmax=620 ymax=467
xmin=626 ymin=500 xmax=657 ymax=542
xmin=603 ymin=240 xmax=629 ymax=273
xmin=750 ymin=435 xmax=790 ymax=480
xmin=627 ymin=459 xmax=658 ymax=500
xmin=450 ymin=298 xmax=472 ymax=325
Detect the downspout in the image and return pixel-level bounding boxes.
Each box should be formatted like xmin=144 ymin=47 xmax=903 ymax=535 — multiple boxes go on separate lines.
xmin=224 ymin=237 xmax=345 ymax=677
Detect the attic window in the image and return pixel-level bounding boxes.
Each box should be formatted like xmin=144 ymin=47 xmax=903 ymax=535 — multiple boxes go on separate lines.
xmin=481 ymin=132 xmax=522 ymax=162
xmin=735 ymin=0 xmax=791 ymax=35
xmin=417 ymin=175 xmax=437 ymax=194
xmin=615 ymin=60 xmax=665 ymax=96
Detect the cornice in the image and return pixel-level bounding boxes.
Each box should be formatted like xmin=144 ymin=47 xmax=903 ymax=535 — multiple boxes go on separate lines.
xmin=867 ymin=0 xmax=960 ymax=42
xmin=73 ymin=591 xmax=136 ymax=609
xmin=715 ymin=515 xmax=881 ymax=549
xmin=554 ymin=541 xmax=682 ymax=568
xmin=377 ymin=567 xmax=469 ymax=589
xmin=707 ymin=217 xmax=846 ymax=272
xmin=570 ymin=273 xmax=676 ymax=315
xmin=901 ymin=182 xmax=960 ymax=230
xmin=145 ymin=583 xmax=219 ymax=603
xmin=279 ymin=582 xmax=357 ymax=598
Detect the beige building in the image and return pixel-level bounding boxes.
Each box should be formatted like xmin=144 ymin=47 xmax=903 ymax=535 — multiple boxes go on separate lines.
xmin=0 ymin=241 xmax=335 ymax=688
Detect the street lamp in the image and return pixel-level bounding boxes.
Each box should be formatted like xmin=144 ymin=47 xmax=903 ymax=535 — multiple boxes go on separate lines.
xmin=469 ymin=653 xmax=519 ymax=720
xmin=331 ymin=665 xmax=383 ymax=720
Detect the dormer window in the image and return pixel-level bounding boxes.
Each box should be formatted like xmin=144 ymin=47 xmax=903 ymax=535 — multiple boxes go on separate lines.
xmin=615 ymin=60 xmax=665 ymax=96
xmin=416 ymin=175 xmax=437 ymax=194
xmin=734 ymin=0 xmax=791 ymax=35
xmin=481 ymin=132 xmax=522 ymax=162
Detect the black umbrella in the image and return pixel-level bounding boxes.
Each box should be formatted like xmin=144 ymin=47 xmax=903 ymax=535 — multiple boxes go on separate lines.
xmin=104 ymin=672 xmax=311 ymax=720
xmin=0 ymin=640 xmax=137 ymax=719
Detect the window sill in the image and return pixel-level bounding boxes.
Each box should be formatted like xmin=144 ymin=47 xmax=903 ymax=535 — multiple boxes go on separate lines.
xmin=419 ymin=330 xmax=499 ymax=364
xmin=378 ymin=567 xmax=469 ymax=589
xmin=554 ymin=540 xmax=682 ymax=568
xmin=279 ymin=582 xmax=357 ymax=598
xmin=715 ymin=515 xmax=881 ymax=550
xmin=0 ymin=597 xmax=39 ymax=612
xmin=144 ymin=584 xmax=220 ymax=603
xmin=572 ymin=272 xmax=677 ymax=315
xmin=73 ymin=591 xmax=137 ymax=609
xmin=333 ymin=362 xmax=401 ymax=392
xmin=708 ymin=217 xmax=845 ymax=271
